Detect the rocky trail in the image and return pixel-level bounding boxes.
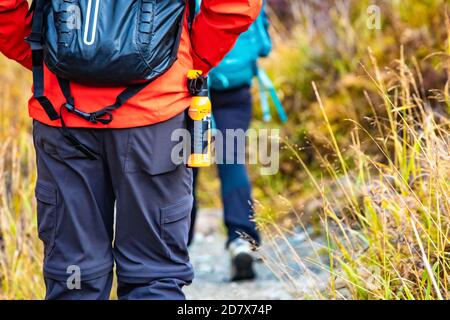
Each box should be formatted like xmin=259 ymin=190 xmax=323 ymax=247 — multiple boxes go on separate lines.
xmin=184 ymin=209 xmax=330 ymax=300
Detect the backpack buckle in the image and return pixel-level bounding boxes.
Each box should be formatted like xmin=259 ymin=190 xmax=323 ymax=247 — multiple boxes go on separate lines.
xmin=63 ymin=102 xmax=95 ymax=123
xmin=91 ymin=111 xmax=113 ymax=125
xmin=63 ymin=103 xmax=113 ymax=125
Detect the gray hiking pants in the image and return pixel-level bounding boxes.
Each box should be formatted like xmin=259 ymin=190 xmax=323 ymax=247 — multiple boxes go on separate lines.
xmin=32 ymin=112 xmax=194 ymax=300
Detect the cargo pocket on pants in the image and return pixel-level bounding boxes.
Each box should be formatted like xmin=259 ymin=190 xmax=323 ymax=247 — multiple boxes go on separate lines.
xmin=160 ymin=195 xmax=193 ymax=263
xmin=35 ymin=182 xmax=58 ymax=257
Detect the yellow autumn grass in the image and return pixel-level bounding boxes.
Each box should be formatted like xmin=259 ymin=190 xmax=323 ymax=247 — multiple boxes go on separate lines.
xmin=258 ymin=49 xmax=450 ymax=299
xmin=0 ymin=58 xmax=45 ymax=299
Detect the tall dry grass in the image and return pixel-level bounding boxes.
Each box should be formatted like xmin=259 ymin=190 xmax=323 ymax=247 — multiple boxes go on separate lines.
xmin=257 ymin=0 xmax=450 ymax=299
xmin=260 ymin=51 xmax=450 ymax=299
xmin=0 ymin=59 xmax=45 ymax=299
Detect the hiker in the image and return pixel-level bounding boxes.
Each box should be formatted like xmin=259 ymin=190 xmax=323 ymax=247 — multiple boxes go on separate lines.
xmin=188 ymin=0 xmax=273 ymax=281
xmin=0 ymin=0 xmax=261 ymax=300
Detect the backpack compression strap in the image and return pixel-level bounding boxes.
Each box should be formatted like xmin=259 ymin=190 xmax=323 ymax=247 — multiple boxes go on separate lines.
xmin=57 ymin=77 xmax=149 ymax=125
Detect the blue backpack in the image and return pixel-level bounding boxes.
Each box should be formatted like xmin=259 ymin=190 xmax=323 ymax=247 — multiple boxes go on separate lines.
xmin=208 ymin=7 xmax=272 ymax=91
xmin=196 ymin=1 xmax=287 ymax=123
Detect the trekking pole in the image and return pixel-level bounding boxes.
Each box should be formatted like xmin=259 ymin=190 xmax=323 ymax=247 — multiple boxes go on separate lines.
xmin=257 ymin=69 xmax=273 ymax=122
xmin=257 ymin=68 xmax=288 ymax=124
xmin=187 ymin=70 xmax=213 ymax=168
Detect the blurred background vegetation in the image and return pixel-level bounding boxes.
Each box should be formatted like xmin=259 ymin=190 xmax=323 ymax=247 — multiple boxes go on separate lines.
xmin=1 ymin=0 xmax=449 ymax=299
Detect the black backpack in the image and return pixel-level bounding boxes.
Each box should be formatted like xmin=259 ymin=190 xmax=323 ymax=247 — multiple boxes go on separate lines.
xmin=27 ymin=0 xmax=196 ymax=158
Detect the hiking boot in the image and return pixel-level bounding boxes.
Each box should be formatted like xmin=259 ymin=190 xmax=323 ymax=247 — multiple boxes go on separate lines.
xmin=229 ymin=238 xmax=256 ymax=282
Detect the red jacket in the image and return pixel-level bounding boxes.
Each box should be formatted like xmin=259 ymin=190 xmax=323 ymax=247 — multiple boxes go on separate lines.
xmin=0 ymin=0 xmax=262 ymax=128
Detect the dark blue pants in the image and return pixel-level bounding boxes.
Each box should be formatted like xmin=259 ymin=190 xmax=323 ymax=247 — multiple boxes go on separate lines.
xmin=33 ymin=112 xmax=194 ymax=300
xmin=189 ymin=86 xmax=260 ymax=247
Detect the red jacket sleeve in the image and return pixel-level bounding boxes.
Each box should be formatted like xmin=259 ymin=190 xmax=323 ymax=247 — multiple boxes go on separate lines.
xmin=191 ymin=0 xmax=262 ymax=73
xmin=0 ymin=0 xmax=32 ymax=70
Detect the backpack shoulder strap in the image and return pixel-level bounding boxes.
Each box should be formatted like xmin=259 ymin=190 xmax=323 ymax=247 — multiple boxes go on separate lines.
xmin=27 ymin=1 xmax=98 ymax=159
xmin=26 ymin=0 xmax=60 ymax=121
xmin=255 ymin=2 xmax=273 ymax=58
xmin=187 ymin=0 xmax=196 ymax=31
xmin=27 ymin=0 xmax=36 ymax=17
